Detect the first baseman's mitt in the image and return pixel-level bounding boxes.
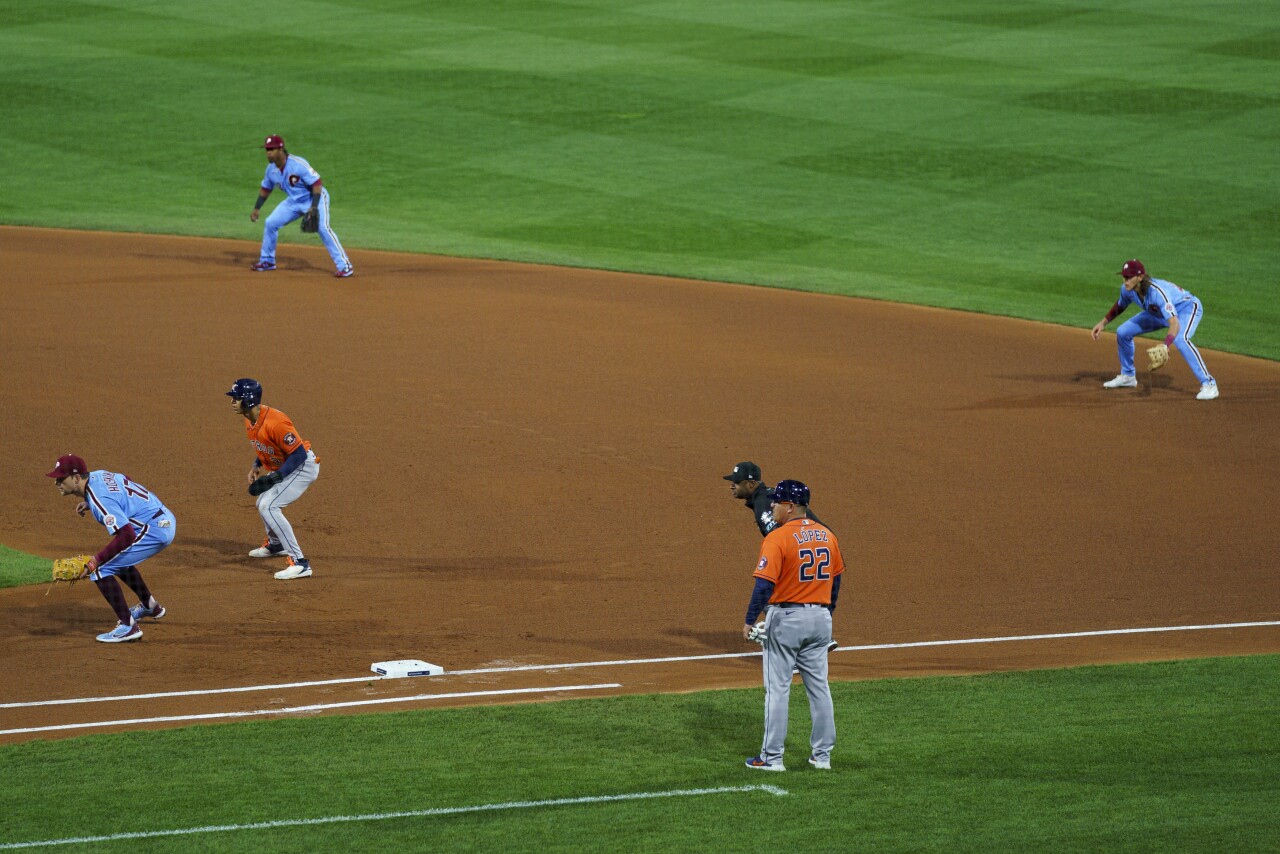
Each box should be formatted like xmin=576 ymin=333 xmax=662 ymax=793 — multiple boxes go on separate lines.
xmin=301 ymin=209 xmax=319 ymax=233
xmin=747 ymin=622 xmax=768 ymax=645
xmin=52 ymin=555 xmax=93 ymax=582
xmin=1147 ymin=343 xmax=1170 ymax=371
xmin=248 ymin=471 xmax=283 ymax=496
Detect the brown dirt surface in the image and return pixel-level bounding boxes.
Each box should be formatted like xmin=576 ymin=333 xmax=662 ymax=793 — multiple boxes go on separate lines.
xmin=2 ymin=226 xmax=1278 ymax=743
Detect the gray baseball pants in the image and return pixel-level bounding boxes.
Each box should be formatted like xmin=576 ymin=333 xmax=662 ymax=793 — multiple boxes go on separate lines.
xmin=759 ymin=603 xmax=836 ymax=765
xmin=257 ymin=450 xmax=318 ymax=560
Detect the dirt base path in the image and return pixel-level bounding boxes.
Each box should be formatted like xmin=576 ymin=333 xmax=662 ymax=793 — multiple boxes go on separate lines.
xmin=3 ymin=226 xmax=1278 ymax=742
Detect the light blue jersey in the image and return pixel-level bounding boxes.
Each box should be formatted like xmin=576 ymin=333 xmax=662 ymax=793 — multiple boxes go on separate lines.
xmin=261 ymin=154 xmax=322 ymax=204
xmin=1117 ymin=277 xmax=1198 ymax=322
xmin=1111 ymin=278 xmax=1214 ymax=385
xmin=83 ymin=470 xmax=176 ymax=577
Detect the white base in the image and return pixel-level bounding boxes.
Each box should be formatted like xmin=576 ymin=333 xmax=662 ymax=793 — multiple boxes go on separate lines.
xmin=371 ymin=659 xmax=444 ymax=678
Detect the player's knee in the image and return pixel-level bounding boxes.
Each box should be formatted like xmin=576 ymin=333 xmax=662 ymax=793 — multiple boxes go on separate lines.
xmin=255 ymin=492 xmax=276 ymax=513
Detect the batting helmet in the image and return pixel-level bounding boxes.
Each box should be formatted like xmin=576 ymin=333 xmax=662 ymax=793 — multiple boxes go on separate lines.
xmin=226 ymin=378 xmax=263 ymax=407
xmin=771 ymin=479 xmax=810 ymax=506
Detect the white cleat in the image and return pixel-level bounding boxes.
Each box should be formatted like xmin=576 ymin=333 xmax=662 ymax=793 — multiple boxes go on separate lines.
xmin=1103 ymin=374 xmax=1138 ymax=389
xmin=1196 ymin=382 xmax=1219 ymax=400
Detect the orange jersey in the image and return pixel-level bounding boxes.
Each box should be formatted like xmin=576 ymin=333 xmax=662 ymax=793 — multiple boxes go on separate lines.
xmin=753 ymin=517 xmax=844 ymax=605
xmin=245 ymin=405 xmax=316 ymax=471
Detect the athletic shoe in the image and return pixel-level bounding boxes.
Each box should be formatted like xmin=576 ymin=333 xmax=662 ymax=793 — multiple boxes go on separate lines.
xmin=96 ymin=622 xmax=142 ymax=643
xmin=744 ymin=756 xmax=785 ymax=772
xmin=1196 ymin=382 xmax=1219 ymax=400
xmin=1102 ymin=374 xmax=1137 ymax=388
xmin=808 ymin=756 xmax=831 ymax=770
xmin=249 ymin=539 xmax=286 ymax=558
xmin=334 ymin=266 xmax=354 ymax=278
xmin=129 ymin=602 xmax=166 ymax=622
xmin=828 ymin=640 xmax=839 ymax=653
xmin=250 ymin=261 xmax=276 ymax=272
xmin=275 ymin=557 xmax=312 ymax=580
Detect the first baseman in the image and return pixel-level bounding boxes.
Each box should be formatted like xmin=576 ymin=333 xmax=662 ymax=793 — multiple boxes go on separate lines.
xmin=742 ymin=480 xmax=843 ymax=772
xmin=1092 ymin=259 xmax=1218 ymax=400
xmin=48 ymin=454 xmax=175 ymax=643
xmin=250 ymin=134 xmax=353 ymax=278
xmin=226 ymin=378 xmax=320 ymax=580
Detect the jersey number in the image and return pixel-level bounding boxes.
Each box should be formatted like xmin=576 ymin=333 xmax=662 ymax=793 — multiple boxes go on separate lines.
xmin=798 ymin=548 xmax=831 ymax=582
xmin=122 ymin=477 xmax=150 ymax=500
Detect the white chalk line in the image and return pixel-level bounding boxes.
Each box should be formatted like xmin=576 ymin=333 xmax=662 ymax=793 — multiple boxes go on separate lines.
xmin=0 ymin=783 xmax=788 ymax=850
xmin=0 ymin=683 xmax=620 ymax=736
xmin=4 ymin=619 xmax=1276 ymax=711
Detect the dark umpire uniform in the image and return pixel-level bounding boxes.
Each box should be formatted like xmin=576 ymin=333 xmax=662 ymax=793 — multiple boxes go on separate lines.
xmin=724 ymin=461 xmax=825 ymax=535
xmin=724 ymin=461 xmax=837 ymax=652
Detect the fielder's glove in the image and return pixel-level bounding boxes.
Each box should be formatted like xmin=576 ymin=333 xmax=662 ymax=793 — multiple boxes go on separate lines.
xmin=1147 ymin=343 xmax=1169 ymax=371
xmin=301 ymin=209 xmax=319 ymax=233
xmin=52 ymin=554 xmax=94 ymax=582
xmin=747 ymin=621 xmax=768 ymax=645
xmin=248 ymin=471 xmax=283 ymax=496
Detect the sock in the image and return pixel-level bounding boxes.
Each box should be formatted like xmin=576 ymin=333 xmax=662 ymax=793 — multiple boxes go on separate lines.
xmin=117 ymin=566 xmax=153 ymax=606
xmin=94 ymin=576 xmax=133 ymax=625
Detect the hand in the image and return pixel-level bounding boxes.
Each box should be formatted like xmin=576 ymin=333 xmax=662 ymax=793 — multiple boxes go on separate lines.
xmin=250 ymin=209 xmax=260 ymax=222
xmin=743 ymin=623 xmax=754 ymax=641
xmin=1091 ymin=320 xmax=1106 ymax=340
xmin=82 ymin=556 xmax=98 ymax=579
xmin=247 ymin=467 xmax=261 ymax=485
xmin=76 ymin=500 xmax=88 ymax=517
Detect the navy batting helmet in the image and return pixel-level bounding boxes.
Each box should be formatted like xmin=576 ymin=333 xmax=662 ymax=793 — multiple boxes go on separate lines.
xmin=771 ymin=479 xmax=810 ymax=506
xmin=226 ymin=378 xmax=263 ymax=407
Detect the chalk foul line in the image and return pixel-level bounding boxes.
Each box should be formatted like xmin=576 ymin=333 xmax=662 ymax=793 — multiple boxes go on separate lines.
xmin=3 ymin=619 xmax=1276 ymax=710
xmin=0 ymin=784 xmax=788 ymax=850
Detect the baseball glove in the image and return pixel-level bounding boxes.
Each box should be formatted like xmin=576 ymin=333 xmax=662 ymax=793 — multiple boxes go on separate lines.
xmin=747 ymin=621 xmax=768 ymax=645
xmin=1147 ymin=343 xmax=1170 ymax=371
xmin=52 ymin=555 xmax=93 ymax=582
xmin=301 ymin=209 xmax=319 ymax=233
xmin=248 ymin=471 xmax=283 ymax=496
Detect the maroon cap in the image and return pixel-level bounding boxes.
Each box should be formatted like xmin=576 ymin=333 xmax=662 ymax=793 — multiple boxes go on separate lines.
xmin=263 ymin=134 xmax=285 ymax=150
xmin=47 ymin=454 xmax=88 ymax=479
xmin=1119 ymin=259 xmax=1146 ymax=278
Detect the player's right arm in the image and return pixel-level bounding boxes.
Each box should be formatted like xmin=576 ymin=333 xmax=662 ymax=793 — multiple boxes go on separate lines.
xmin=250 ymin=187 xmax=272 ymax=222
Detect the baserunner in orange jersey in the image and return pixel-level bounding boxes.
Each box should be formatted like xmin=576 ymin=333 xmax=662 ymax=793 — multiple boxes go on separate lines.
xmin=742 ymin=479 xmax=843 ymax=773
xmin=226 ymin=378 xmax=320 ymax=580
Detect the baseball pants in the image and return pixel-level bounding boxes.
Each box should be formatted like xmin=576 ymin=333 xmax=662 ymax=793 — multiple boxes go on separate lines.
xmin=759 ymin=604 xmax=836 ymax=765
xmin=89 ymin=511 xmax=177 ymax=580
xmin=1115 ymin=302 xmax=1214 ymax=384
xmin=259 ymin=189 xmax=351 ymax=272
xmin=257 ymin=450 xmax=319 ymax=560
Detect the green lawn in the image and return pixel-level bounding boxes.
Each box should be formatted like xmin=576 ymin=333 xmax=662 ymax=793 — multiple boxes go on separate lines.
xmin=1 ymin=0 xmax=1276 ymax=356
xmin=2 ymin=656 xmax=1276 ymax=852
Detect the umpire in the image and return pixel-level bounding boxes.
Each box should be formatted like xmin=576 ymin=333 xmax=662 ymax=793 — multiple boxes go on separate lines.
xmin=725 ymin=461 xmax=838 ymax=652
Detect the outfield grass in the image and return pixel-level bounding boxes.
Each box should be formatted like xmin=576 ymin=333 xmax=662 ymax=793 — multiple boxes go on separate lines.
xmin=0 ymin=544 xmax=47 ymax=589
xmin=1 ymin=656 xmax=1276 ymax=852
xmin=1 ymin=0 xmax=1276 ymax=357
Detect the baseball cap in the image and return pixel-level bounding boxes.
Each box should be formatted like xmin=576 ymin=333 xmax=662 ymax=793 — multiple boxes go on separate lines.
xmin=47 ymin=454 xmax=88 ymax=479
xmin=1119 ymin=259 xmax=1146 ymax=278
xmin=723 ymin=461 xmax=762 ymax=483
xmin=263 ymin=134 xmax=285 ymax=150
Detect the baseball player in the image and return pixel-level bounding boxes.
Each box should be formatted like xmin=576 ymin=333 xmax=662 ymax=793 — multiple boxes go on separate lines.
xmin=1092 ymin=259 xmax=1218 ymax=400
xmin=250 ymin=134 xmax=353 ymax=278
xmin=725 ymin=461 xmax=837 ymax=653
xmin=742 ymin=480 xmax=843 ymax=772
xmin=226 ymin=378 xmax=320 ymax=580
xmin=47 ymin=454 xmax=175 ymax=643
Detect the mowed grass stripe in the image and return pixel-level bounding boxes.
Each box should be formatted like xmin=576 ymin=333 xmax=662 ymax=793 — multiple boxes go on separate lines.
xmin=0 ymin=0 xmax=1275 ymax=356
xmin=1 ymin=656 xmax=1275 ymax=852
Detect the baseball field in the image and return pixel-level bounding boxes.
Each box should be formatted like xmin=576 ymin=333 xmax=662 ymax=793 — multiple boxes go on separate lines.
xmin=2 ymin=1 xmax=1278 ymax=850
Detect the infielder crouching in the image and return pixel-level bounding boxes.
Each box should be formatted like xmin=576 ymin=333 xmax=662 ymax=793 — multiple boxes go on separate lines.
xmin=48 ymin=454 xmax=175 ymax=643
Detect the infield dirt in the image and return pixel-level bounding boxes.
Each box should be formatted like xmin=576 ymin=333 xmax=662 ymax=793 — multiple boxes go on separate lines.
xmin=3 ymin=226 xmax=1278 ymax=742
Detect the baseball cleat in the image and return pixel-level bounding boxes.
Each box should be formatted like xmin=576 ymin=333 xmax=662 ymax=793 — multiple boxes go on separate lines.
xmin=96 ymin=622 xmax=143 ymax=643
xmin=275 ymin=558 xmax=312 ymax=580
xmin=828 ymin=640 xmax=839 ymax=653
xmin=1196 ymin=382 xmax=1219 ymax=400
xmin=249 ymin=540 xmax=286 ymax=558
xmin=808 ymin=756 xmax=832 ymax=770
xmin=250 ymin=261 xmax=277 ymax=272
xmin=129 ymin=602 xmax=166 ymax=622
xmin=744 ymin=756 xmax=785 ymax=772
xmin=1102 ymin=374 xmax=1137 ymax=388
xmin=334 ymin=266 xmax=354 ymax=278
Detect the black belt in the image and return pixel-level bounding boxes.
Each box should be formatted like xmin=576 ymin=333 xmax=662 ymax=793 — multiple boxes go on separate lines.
xmin=775 ymin=602 xmax=827 ymax=609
